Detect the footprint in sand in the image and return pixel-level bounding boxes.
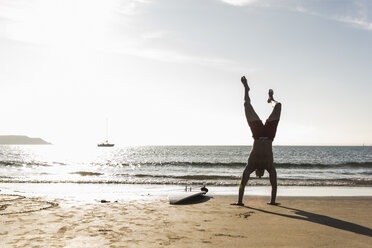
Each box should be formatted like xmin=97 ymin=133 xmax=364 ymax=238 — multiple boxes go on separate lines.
xmin=238 ymin=211 xmax=255 ymax=218
xmin=57 ymin=226 xmax=68 ymax=235
xmin=167 ymin=234 xmax=184 ymax=241
xmin=215 ymin=233 xmax=246 ymax=238
xmin=119 ymin=226 xmax=132 ymax=233
xmin=0 ymin=204 xmax=9 ymax=210
xmin=98 ymin=229 xmax=112 ymax=235
xmin=144 ymin=209 xmax=155 ymax=214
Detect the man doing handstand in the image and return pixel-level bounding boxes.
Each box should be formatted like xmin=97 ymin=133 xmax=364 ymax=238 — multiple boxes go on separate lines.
xmin=236 ymin=76 xmax=281 ymax=206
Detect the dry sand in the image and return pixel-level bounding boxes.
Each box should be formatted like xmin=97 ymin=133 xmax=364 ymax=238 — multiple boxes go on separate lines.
xmin=0 ymin=194 xmax=371 ymax=247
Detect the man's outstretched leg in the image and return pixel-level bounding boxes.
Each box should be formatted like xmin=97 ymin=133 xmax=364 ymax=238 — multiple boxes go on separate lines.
xmin=265 ymin=89 xmax=281 ymax=141
xmin=267 ymin=89 xmax=281 ymax=121
xmin=241 ymin=76 xmax=260 ymax=123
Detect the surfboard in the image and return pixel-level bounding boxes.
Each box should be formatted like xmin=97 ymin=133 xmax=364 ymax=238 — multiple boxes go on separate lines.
xmin=168 ymin=190 xmax=207 ymax=205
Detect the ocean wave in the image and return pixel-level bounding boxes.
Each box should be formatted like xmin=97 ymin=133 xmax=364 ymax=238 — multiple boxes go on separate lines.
xmin=0 ymin=160 xmax=52 ymax=167
xmin=1 ymin=178 xmax=371 ymax=186
xmin=1 ymin=160 xmax=372 ymax=169
xmin=70 ymin=171 xmax=103 ymax=176
xmin=128 ymin=174 xmax=241 ymax=180
xmin=275 ymin=162 xmax=372 ymax=169
xmin=115 ymin=161 xmax=372 ymax=169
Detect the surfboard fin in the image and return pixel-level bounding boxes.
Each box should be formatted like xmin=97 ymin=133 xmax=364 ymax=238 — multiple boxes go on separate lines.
xmin=201 ymin=185 xmax=208 ymax=193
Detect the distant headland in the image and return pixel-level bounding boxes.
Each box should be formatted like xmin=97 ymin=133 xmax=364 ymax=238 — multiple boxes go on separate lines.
xmin=0 ymin=135 xmax=51 ymax=145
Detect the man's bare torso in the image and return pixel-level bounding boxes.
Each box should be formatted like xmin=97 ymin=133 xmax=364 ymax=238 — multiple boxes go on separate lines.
xmin=248 ymin=139 xmax=274 ymax=170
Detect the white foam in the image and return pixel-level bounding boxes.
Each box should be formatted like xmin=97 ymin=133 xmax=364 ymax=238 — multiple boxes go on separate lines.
xmin=1 ymin=183 xmax=371 ymax=205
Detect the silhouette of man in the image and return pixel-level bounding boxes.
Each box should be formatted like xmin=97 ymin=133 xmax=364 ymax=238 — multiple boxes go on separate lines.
xmin=235 ymin=76 xmax=281 ymax=206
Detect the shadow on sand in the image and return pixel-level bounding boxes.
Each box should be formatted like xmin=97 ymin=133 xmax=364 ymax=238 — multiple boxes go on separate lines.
xmin=243 ymin=205 xmax=372 ymax=237
xmin=171 ymin=195 xmax=212 ymax=205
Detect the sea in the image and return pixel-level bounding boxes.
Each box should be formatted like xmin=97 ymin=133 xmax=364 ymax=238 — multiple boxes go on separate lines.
xmin=0 ymin=145 xmax=371 ymax=201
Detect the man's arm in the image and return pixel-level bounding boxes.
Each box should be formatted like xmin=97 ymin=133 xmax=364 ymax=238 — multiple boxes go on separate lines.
xmin=268 ymin=167 xmax=279 ymax=205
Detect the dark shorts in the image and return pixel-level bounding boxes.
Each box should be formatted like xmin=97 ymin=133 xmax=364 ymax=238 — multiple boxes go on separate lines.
xmin=248 ymin=119 xmax=279 ymax=141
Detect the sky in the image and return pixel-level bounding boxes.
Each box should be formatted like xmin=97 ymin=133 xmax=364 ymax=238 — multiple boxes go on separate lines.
xmin=0 ymin=0 xmax=371 ymax=146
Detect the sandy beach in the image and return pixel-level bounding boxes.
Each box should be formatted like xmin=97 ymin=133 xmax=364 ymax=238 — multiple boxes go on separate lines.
xmin=1 ymin=193 xmax=371 ymax=248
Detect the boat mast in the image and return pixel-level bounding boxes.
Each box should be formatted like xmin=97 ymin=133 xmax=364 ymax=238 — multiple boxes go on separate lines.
xmin=106 ymin=118 xmax=109 ymax=143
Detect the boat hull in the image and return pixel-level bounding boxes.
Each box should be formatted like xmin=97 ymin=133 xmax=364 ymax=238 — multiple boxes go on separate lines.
xmin=97 ymin=144 xmax=115 ymax=147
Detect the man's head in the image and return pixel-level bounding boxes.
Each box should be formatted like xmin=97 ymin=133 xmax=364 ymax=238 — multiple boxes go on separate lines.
xmin=255 ymin=169 xmax=264 ymax=178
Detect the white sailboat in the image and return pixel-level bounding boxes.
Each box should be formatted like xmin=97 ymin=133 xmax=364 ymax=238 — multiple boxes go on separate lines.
xmin=98 ymin=119 xmax=114 ymax=147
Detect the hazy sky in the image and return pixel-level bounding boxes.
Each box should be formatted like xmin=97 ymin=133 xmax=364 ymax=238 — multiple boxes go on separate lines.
xmin=0 ymin=0 xmax=371 ymax=146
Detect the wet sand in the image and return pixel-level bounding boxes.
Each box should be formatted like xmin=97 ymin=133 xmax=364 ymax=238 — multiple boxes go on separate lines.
xmin=0 ymin=194 xmax=371 ymax=247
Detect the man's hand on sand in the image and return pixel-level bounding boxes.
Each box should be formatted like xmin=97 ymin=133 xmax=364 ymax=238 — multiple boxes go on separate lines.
xmin=267 ymin=202 xmax=280 ymax=206
xmin=231 ymin=202 xmax=244 ymax=207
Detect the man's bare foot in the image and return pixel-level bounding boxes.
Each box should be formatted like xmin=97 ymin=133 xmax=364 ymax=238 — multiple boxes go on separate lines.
xmin=267 ymin=202 xmax=280 ymax=206
xmin=267 ymin=89 xmax=274 ymax=103
xmin=241 ymin=76 xmax=249 ymax=91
